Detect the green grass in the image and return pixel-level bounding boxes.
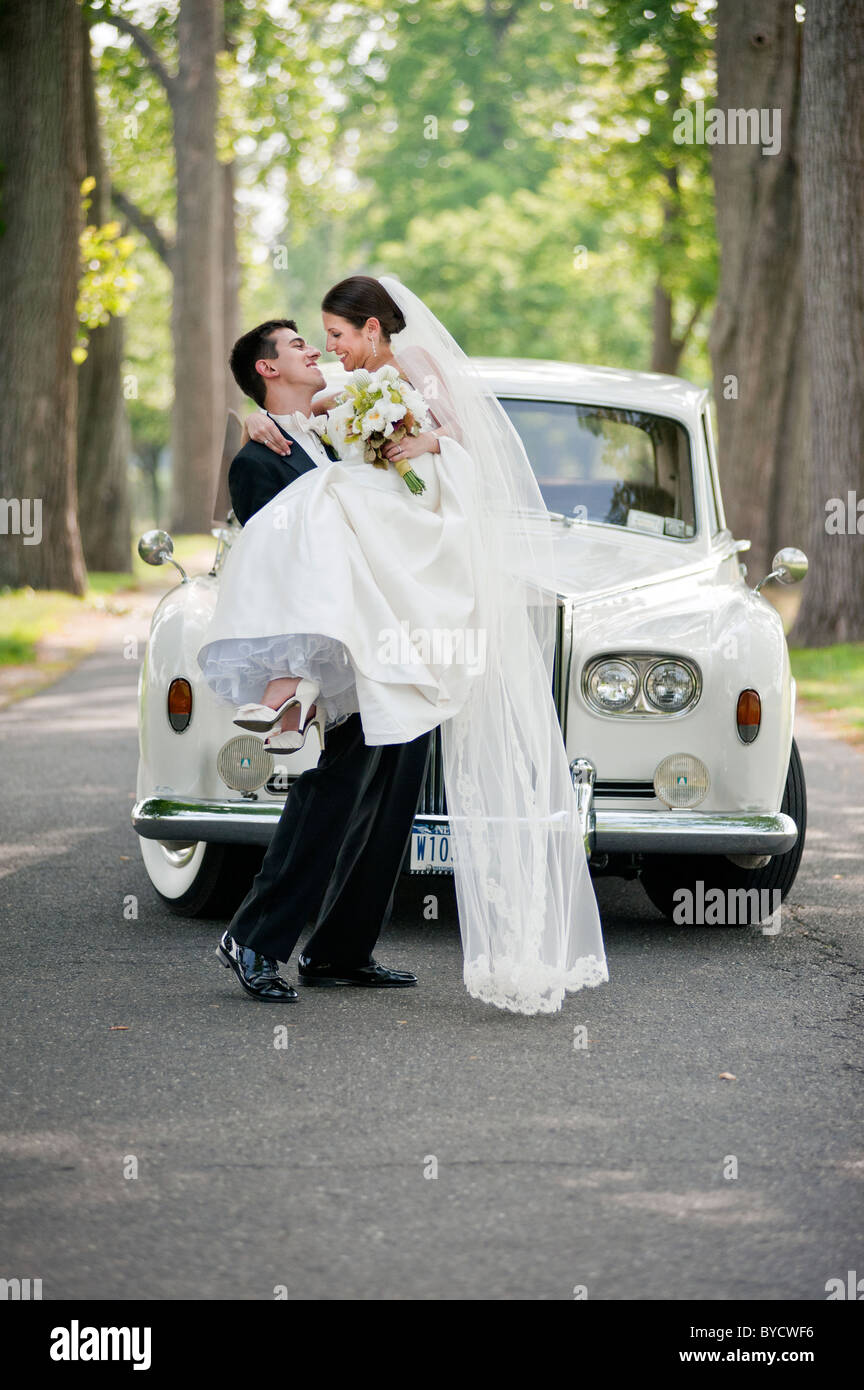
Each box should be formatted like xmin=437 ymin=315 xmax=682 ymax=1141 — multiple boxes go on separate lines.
xmin=790 ymin=642 xmax=864 ymax=740
xmin=0 ymin=533 xmax=216 ymax=668
xmin=0 ymin=590 xmax=85 ymax=665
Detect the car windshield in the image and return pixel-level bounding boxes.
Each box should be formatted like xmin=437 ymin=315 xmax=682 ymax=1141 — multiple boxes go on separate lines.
xmin=499 ymin=399 xmax=696 ymax=538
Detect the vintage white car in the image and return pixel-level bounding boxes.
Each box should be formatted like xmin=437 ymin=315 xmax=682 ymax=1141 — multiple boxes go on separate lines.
xmin=132 ymin=359 xmax=807 ymax=926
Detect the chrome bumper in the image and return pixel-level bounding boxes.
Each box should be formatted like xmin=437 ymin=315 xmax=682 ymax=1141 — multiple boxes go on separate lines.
xmin=132 ymin=796 xmax=283 ymax=845
xmin=588 ymin=808 xmax=798 ymax=855
xmin=133 ymin=796 xmax=799 ymax=860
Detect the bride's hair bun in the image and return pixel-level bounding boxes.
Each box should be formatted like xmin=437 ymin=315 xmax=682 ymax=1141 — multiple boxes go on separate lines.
xmin=321 ymin=275 xmax=406 ymax=340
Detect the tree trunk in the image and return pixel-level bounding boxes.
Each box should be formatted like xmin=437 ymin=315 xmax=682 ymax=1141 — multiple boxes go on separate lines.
xmin=652 ymin=282 xmax=691 ymax=375
xmin=0 ymin=0 xmax=87 ymax=593
xmin=792 ymin=1 xmax=864 ymax=644
xmin=222 ymin=160 xmax=242 ymax=415
xmin=708 ymin=0 xmax=807 ymax=591
xmin=652 ymin=152 xmax=684 ymax=374
xmin=169 ymin=0 xmax=224 ymax=533
xmin=77 ymin=7 xmax=132 ymax=574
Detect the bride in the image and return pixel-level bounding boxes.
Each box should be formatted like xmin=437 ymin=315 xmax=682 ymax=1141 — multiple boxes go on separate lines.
xmin=197 ymin=274 xmax=608 ymax=1015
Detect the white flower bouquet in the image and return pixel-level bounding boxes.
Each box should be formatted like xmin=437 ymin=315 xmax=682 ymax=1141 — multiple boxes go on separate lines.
xmin=323 ymin=364 xmax=433 ymax=495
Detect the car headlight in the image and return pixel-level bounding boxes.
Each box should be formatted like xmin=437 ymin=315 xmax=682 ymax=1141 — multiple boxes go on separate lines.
xmin=587 ymin=659 xmax=639 ymax=712
xmin=582 ymin=653 xmax=701 ymax=717
xmin=644 ymin=661 xmax=696 ymax=712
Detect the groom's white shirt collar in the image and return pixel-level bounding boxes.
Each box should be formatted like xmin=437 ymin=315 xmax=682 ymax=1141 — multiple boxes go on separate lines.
xmin=266 ymin=409 xmax=331 ymax=464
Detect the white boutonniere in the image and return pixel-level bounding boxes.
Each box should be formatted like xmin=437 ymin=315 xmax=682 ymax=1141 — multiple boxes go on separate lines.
xmin=306 ymin=412 xmax=336 ymax=450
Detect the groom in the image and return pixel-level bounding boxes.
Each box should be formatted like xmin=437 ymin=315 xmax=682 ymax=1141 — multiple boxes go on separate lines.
xmin=217 ymin=318 xmax=431 ymax=1001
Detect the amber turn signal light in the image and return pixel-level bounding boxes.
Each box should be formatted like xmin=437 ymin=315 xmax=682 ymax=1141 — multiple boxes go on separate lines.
xmin=736 ymin=688 xmax=761 ymax=744
xmin=168 ymin=677 xmax=193 ymax=732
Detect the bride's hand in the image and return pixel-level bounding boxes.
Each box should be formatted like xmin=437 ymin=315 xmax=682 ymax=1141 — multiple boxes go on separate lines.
xmin=244 ymin=410 xmax=292 ymax=456
xmin=381 ymin=430 xmax=440 ymax=464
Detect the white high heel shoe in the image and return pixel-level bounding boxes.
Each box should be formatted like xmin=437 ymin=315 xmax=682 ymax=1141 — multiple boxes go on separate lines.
xmin=233 ymin=678 xmax=320 ymax=733
xmin=265 ymin=707 xmax=326 ymax=754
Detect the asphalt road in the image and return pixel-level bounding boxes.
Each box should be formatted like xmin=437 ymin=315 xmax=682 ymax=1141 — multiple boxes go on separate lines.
xmin=1 ymin=624 xmax=862 ymax=1301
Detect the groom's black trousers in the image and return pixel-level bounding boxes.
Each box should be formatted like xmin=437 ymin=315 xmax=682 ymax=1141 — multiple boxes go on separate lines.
xmin=228 ymin=714 xmax=432 ymax=965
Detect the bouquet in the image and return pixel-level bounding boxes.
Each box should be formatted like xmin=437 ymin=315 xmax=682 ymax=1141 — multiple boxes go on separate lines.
xmin=323 ymin=364 xmax=433 ymax=495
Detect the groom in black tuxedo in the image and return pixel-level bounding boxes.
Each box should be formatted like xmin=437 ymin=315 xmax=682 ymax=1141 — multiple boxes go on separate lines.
xmin=217 ymin=319 xmax=431 ymax=1001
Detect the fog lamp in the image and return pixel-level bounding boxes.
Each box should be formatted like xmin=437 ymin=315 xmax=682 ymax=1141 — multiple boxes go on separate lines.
xmin=653 ymin=752 xmax=710 ymax=808
xmin=217 ymin=735 xmax=271 ymax=793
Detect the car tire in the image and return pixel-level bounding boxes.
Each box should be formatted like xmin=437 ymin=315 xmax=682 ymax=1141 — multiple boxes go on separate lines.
xmin=138 ymin=837 xmax=265 ymax=918
xmin=639 ymin=738 xmax=807 ymax=926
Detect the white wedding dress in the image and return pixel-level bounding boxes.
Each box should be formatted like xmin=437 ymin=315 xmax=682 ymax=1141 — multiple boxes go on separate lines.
xmin=198 ymin=351 xmax=483 ymax=745
xmin=198 ymin=277 xmax=608 ymax=1015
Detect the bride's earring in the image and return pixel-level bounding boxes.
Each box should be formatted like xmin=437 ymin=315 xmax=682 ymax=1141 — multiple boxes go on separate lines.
xmin=370 ymin=335 xmax=378 ymax=360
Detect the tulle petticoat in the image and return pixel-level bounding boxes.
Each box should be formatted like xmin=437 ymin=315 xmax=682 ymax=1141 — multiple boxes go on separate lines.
xmin=198 ymin=631 xmax=360 ymax=729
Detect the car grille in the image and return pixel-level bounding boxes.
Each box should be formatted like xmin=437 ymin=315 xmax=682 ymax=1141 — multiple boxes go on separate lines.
xmin=593 ymin=780 xmax=656 ymax=799
xmin=418 ymin=598 xmax=570 ymax=817
xmin=419 ymin=724 xmax=447 ymax=815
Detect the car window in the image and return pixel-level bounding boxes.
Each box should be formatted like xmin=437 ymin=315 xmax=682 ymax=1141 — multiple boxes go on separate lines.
xmin=499 ymin=398 xmax=696 ymax=538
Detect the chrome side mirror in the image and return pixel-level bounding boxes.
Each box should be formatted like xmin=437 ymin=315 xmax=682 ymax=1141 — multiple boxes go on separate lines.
xmin=137 ymin=529 xmax=189 ymax=583
xmin=754 ymin=546 xmax=808 ymax=594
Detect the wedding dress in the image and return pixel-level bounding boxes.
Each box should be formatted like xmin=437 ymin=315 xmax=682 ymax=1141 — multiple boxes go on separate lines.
xmin=197 ymin=276 xmax=608 ymax=1014
xmin=197 ymin=354 xmax=482 ymax=745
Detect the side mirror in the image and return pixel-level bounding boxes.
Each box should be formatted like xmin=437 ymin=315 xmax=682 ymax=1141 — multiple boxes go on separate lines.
xmin=771 ymin=547 xmax=809 ymax=584
xmin=754 ymin=546 xmax=808 ymax=594
xmin=137 ymin=529 xmax=189 ymax=582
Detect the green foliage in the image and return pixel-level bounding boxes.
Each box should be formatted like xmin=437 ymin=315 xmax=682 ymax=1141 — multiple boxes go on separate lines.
xmin=75 ymin=178 xmax=139 ymax=362
xmin=373 ymin=165 xmax=652 ymax=366
xmin=87 ymin=0 xmax=721 ymax=460
xmin=329 ymin=0 xmax=591 ymax=243
xmin=570 ymin=1 xmax=718 ymax=353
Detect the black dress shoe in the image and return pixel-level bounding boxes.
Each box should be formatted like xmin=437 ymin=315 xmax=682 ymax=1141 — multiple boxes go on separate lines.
xmin=216 ymin=931 xmax=298 ymax=1001
xmin=297 ymin=954 xmax=418 ymax=988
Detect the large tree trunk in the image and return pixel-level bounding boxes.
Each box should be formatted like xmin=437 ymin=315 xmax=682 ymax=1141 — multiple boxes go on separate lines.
xmin=169 ymin=0 xmax=224 ymax=533
xmin=0 ymin=0 xmax=87 ymax=593
xmin=222 ymin=159 xmax=242 ymax=416
xmin=77 ymin=7 xmax=131 ymax=574
xmin=792 ymin=1 xmax=864 ymax=644
xmin=708 ymin=1 xmax=807 ymax=591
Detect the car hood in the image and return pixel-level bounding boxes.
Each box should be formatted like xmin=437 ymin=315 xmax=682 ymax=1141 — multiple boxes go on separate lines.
xmin=539 ymin=523 xmax=711 ymax=601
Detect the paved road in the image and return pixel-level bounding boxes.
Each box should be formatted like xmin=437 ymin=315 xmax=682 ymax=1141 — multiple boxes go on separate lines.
xmin=1 ymin=624 xmax=862 ymax=1301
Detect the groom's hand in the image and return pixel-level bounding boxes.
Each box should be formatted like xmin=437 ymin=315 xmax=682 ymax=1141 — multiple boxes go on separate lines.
xmin=245 ymin=411 xmax=293 ymax=455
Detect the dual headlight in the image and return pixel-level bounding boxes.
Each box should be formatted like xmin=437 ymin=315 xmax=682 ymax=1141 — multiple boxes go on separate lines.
xmin=583 ymin=654 xmax=700 ymax=716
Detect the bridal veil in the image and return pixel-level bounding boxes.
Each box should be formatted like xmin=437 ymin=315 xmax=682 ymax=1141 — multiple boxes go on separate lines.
xmin=380 ymin=275 xmax=608 ymax=1014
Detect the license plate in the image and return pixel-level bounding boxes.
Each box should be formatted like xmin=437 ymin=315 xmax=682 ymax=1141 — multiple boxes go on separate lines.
xmin=410 ymin=824 xmax=454 ymax=871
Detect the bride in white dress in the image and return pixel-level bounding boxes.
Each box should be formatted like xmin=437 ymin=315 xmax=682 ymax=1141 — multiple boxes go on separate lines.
xmin=197 ymin=274 xmax=608 ymax=1015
